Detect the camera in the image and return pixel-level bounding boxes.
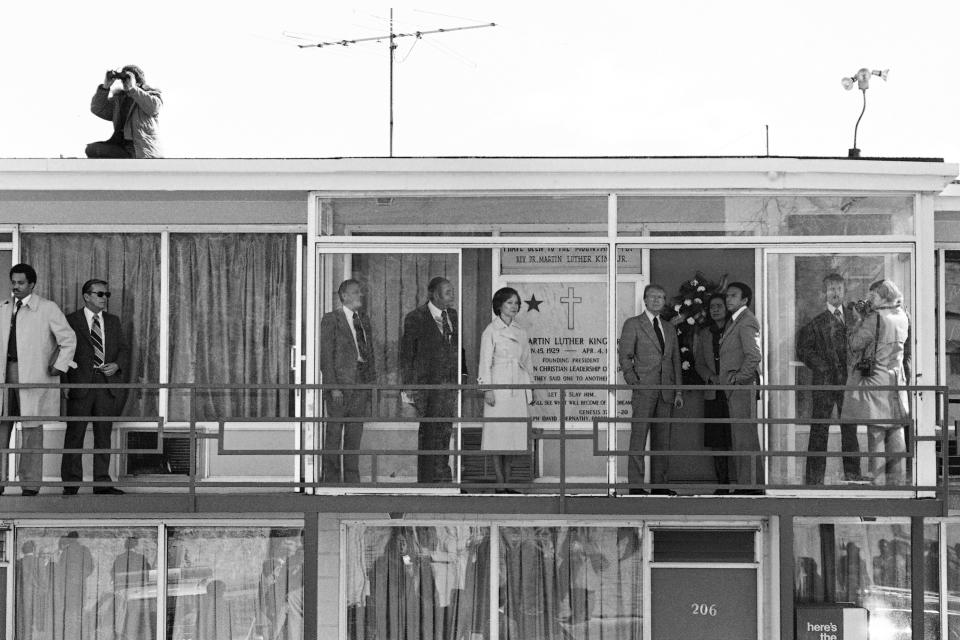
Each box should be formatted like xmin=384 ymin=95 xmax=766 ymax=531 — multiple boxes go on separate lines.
xmin=853 ymin=299 xmax=873 ymax=315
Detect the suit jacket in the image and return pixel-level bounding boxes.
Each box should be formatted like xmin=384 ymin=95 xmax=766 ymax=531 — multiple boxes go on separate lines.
xmin=718 ymin=307 xmax=762 ymax=386
xmin=400 ymin=304 xmax=461 ymax=386
xmin=64 ymin=309 xmax=130 ymax=399
xmin=618 ymin=313 xmax=682 ymax=402
xmin=319 ymin=308 xmax=376 ymax=387
xmin=796 ymin=304 xmax=852 ymax=386
xmin=0 ymin=294 xmax=76 ymax=417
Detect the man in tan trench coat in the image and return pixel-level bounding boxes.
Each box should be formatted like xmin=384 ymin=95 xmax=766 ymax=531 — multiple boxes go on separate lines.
xmin=0 ymin=264 xmax=76 ymax=495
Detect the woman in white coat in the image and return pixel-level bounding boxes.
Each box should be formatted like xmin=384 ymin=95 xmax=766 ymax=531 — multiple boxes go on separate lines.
xmin=479 ymin=287 xmax=532 ymax=492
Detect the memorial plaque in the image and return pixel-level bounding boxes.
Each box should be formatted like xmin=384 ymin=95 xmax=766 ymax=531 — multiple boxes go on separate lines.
xmin=506 ymin=280 xmax=640 ymax=422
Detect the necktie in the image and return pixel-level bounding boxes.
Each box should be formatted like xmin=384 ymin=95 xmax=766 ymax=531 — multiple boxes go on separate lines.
xmin=440 ymin=309 xmax=453 ymax=345
xmin=7 ymin=300 xmax=21 ymax=361
xmin=834 ymin=307 xmax=844 ymax=325
xmin=91 ymin=315 xmax=105 ymax=368
xmin=653 ymin=316 xmax=665 ymax=352
xmin=353 ymin=311 xmax=369 ymax=361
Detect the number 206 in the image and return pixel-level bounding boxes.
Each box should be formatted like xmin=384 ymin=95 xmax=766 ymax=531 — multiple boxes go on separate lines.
xmin=690 ymin=603 xmax=718 ymax=616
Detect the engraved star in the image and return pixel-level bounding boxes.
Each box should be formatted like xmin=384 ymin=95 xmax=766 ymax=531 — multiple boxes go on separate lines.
xmin=525 ymin=294 xmax=543 ymax=312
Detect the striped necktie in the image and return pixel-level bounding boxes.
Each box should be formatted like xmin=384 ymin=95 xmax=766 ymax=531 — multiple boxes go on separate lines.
xmin=91 ymin=315 xmax=105 ymax=368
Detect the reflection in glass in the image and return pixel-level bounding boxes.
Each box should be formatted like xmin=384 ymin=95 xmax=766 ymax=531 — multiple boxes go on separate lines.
xmin=15 ymin=527 xmax=158 ymax=640
xmin=345 ymin=525 xmax=489 ymax=640
xmin=167 ymin=526 xmax=303 ymax=640
xmin=767 ymin=253 xmax=913 ymax=487
xmin=499 ymin=527 xmax=642 ymax=640
xmin=795 ymin=520 xmax=939 ymax=640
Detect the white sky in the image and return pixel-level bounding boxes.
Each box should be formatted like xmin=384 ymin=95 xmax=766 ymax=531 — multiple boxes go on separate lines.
xmin=1 ymin=1 xmax=958 ymax=160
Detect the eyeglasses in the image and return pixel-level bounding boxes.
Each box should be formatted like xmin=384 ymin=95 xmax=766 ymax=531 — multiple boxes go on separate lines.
xmin=87 ymin=291 xmax=111 ymax=298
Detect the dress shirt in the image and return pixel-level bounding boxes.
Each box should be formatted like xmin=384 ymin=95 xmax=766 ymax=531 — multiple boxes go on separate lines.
xmin=83 ymin=307 xmax=107 ymax=356
xmin=15 ymin=294 xmax=32 ymax=308
xmin=341 ymin=306 xmax=364 ymax=361
xmin=827 ymin=303 xmax=845 ymax=324
xmin=427 ymin=301 xmax=450 ymax=334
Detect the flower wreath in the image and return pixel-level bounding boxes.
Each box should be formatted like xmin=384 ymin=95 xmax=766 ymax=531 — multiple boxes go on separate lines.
xmin=662 ymin=271 xmax=728 ymax=383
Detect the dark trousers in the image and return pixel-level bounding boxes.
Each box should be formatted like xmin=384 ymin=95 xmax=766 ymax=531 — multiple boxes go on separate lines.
xmin=62 ymin=386 xmax=119 ymax=485
xmin=85 ymin=140 xmax=134 ymax=158
xmin=416 ymin=389 xmax=456 ymax=484
xmin=627 ymin=390 xmax=672 ymax=487
xmin=805 ymin=389 xmax=860 ymax=484
xmin=323 ymin=363 xmax=373 ymax=483
xmin=0 ymin=362 xmax=42 ymax=492
xmin=704 ymin=392 xmax=731 ymax=485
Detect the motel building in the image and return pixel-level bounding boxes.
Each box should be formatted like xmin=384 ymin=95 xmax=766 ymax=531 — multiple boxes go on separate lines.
xmin=0 ymin=156 xmax=958 ymax=639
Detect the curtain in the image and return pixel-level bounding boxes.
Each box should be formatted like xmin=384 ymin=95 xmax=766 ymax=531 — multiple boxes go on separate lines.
xmin=167 ymin=526 xmax=303 ymax=640
xmin=21 ymin=233 xmax=161 ymax=416
xmin=15 ymin=527 xmax=158 ymax=640
xmin=499 ymin=527 xmax=643 ymax=640
xmin=345 ymin=525 xmax=489 ymax=640
xmin=168 ymin=234 xmax=297 ymax=420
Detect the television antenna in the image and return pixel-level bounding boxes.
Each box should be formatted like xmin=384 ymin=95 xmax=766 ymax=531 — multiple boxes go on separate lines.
xmin=296 ymin=9 xmax=496 ymax=156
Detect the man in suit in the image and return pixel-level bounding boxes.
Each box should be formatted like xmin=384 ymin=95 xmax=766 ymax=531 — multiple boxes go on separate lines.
xmin=618 ymin=284 xmax=683 ymax=495
xmin=0 ymin=263 xmax=76 ymax=496
xmin=61 ymin=279 xmax=129 ymax=495
xmin=719 ymin=281 xmax=764 ymax=494
xmin=320 ymin=279 xmax=376 ymax=483
xmin=400 ymin=276 xmax=463 ymax=484
xmin=797 ymin=273 xmax=864 ymax=485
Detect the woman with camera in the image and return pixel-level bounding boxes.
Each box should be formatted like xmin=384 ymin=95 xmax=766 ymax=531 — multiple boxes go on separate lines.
xmin=842 ymin=279 xmax=911 ymax=485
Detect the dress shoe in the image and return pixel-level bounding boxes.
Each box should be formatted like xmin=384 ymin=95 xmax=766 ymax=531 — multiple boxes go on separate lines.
xmin=651 ymin=488 xmax=678 ymax=496
xmin=62 ymin=487 xmax=79 ymax=496
xmin=731 ymin=489 xmax=764 ymax=495
xmin=21 ymin=489 xmax=39 ymax=497
xmin=713 ymin=488 xmax=731 ymax=495
xmin=627 ymin=488 xmax=649 ymax=495
xmin=842 ymin=473 xmax=871 ymax=484
xmin=93 ymin=487 xmax=125 ymax=495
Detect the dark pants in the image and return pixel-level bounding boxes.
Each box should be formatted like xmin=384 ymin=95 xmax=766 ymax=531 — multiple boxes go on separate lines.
xmin=62 ymin=384 xmax=120 ymax=487
xmin=323 ymin=362 xmax=374 ymax=483
xmin=85 ymin=140 xmax=134 ymax=158
xmin=704 ymin=392 xmax=731 ymax=485
xmin=416 ymin=389 xmax=456 ymax=484
xmin=0 ymin=362 xmax=42 ymax=493
xmin=805 ymin=389 xmax=860 ymax=484
xmin=627 ymin=390 xmax=672 ymax=487
xmin=726 ymin=388 xmax=764 ymax=487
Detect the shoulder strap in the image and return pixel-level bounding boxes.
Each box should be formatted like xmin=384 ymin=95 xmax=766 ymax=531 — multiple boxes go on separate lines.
xmin=871 ymin=314 xmax=881 ymax=359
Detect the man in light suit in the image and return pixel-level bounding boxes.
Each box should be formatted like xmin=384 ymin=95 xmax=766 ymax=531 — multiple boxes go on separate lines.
xmin=0 ymin=264 xmax=76 ymax=496
xmin=618 ymin=284 xmax=683 ymax=495
xmin=719 ymin=281 xmax=764 ymax=494
xmin=320 ymin=279 xmax=377 ymax=484
xmin=400 ymin=276 xmax=464 ymax=484
xmin=61 ymin=279 xmax=130 ymax=495
xmin=797 ymin=273 xmax=864 ymax=485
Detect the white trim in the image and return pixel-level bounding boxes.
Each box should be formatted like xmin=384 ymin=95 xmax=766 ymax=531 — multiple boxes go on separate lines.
xmin=316 ymin=234 xmax=919 ymax=246
xmin=18 ymin=224 xmax=306 ymax=233
xmin=159 ymin=231 xmax=170 ymax=419
xmin=155 ymin=522 xmax=166 ymax=640
xmin=3 ymin=527 xmax=11 ymax=640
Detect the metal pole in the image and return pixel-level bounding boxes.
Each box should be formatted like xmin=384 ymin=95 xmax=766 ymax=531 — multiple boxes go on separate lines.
xmin=389 ymin=9 xmax=395 ymax=157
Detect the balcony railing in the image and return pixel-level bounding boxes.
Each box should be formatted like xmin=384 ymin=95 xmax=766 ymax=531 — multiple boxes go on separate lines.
xmin=0 ymin=381 xmax=949 ymax=498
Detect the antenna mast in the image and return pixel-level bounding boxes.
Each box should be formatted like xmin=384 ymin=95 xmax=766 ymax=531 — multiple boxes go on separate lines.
xmin=297 ymin=10 xmax=496 ymax=157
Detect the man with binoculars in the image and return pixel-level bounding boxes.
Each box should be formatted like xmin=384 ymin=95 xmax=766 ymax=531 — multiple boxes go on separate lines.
xmin=85 ymin=65 xmax=163 ymax=159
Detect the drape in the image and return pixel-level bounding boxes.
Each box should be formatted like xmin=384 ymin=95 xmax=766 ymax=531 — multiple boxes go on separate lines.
xmin=346 ymin=525 xmax=489 ymax=640
xmin=499 ymin=527 xmax=643 ymax=640
xmin=15 ymin=528 xmax=158 ymax=640
xmin=167 ymin=526 xmax=303 ymax=640
xmin=168 ymin=234 xmax=297 ymax=420
xmin=21 ymin=233 xmax=161 ymax=416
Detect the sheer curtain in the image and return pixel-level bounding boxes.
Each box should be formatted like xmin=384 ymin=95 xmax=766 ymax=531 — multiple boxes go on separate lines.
xmin=168 ymin=234 xmax=297 ymax=420
xmin=345 ymin=525 xmax=490 ymax=640
xmin=21 ymin=233 xmax=162 ymax=416
xmin=167 ymin=526 xmax=303 ymax=640
xmin=15 ymin=527 xmax=158 ymax=640
xmin=499 ymin=527 xmax=643 ymax=640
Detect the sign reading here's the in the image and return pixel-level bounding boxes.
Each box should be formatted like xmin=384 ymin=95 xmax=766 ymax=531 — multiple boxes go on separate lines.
xmin=796 ymin=606 xmax=869 ymax=640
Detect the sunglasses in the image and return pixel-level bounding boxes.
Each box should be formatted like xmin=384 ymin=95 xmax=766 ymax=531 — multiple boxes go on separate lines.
xmin=88 ymin=291 xmax=111 ymax=298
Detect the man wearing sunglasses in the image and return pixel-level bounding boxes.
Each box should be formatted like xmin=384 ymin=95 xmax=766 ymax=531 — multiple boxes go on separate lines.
xmin=61 ymin=279 xmax=129 ymax=495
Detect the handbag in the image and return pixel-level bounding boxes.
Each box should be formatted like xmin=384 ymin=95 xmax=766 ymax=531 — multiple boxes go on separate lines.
xmin=853 ymin=314 xmax=881 ymax=377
